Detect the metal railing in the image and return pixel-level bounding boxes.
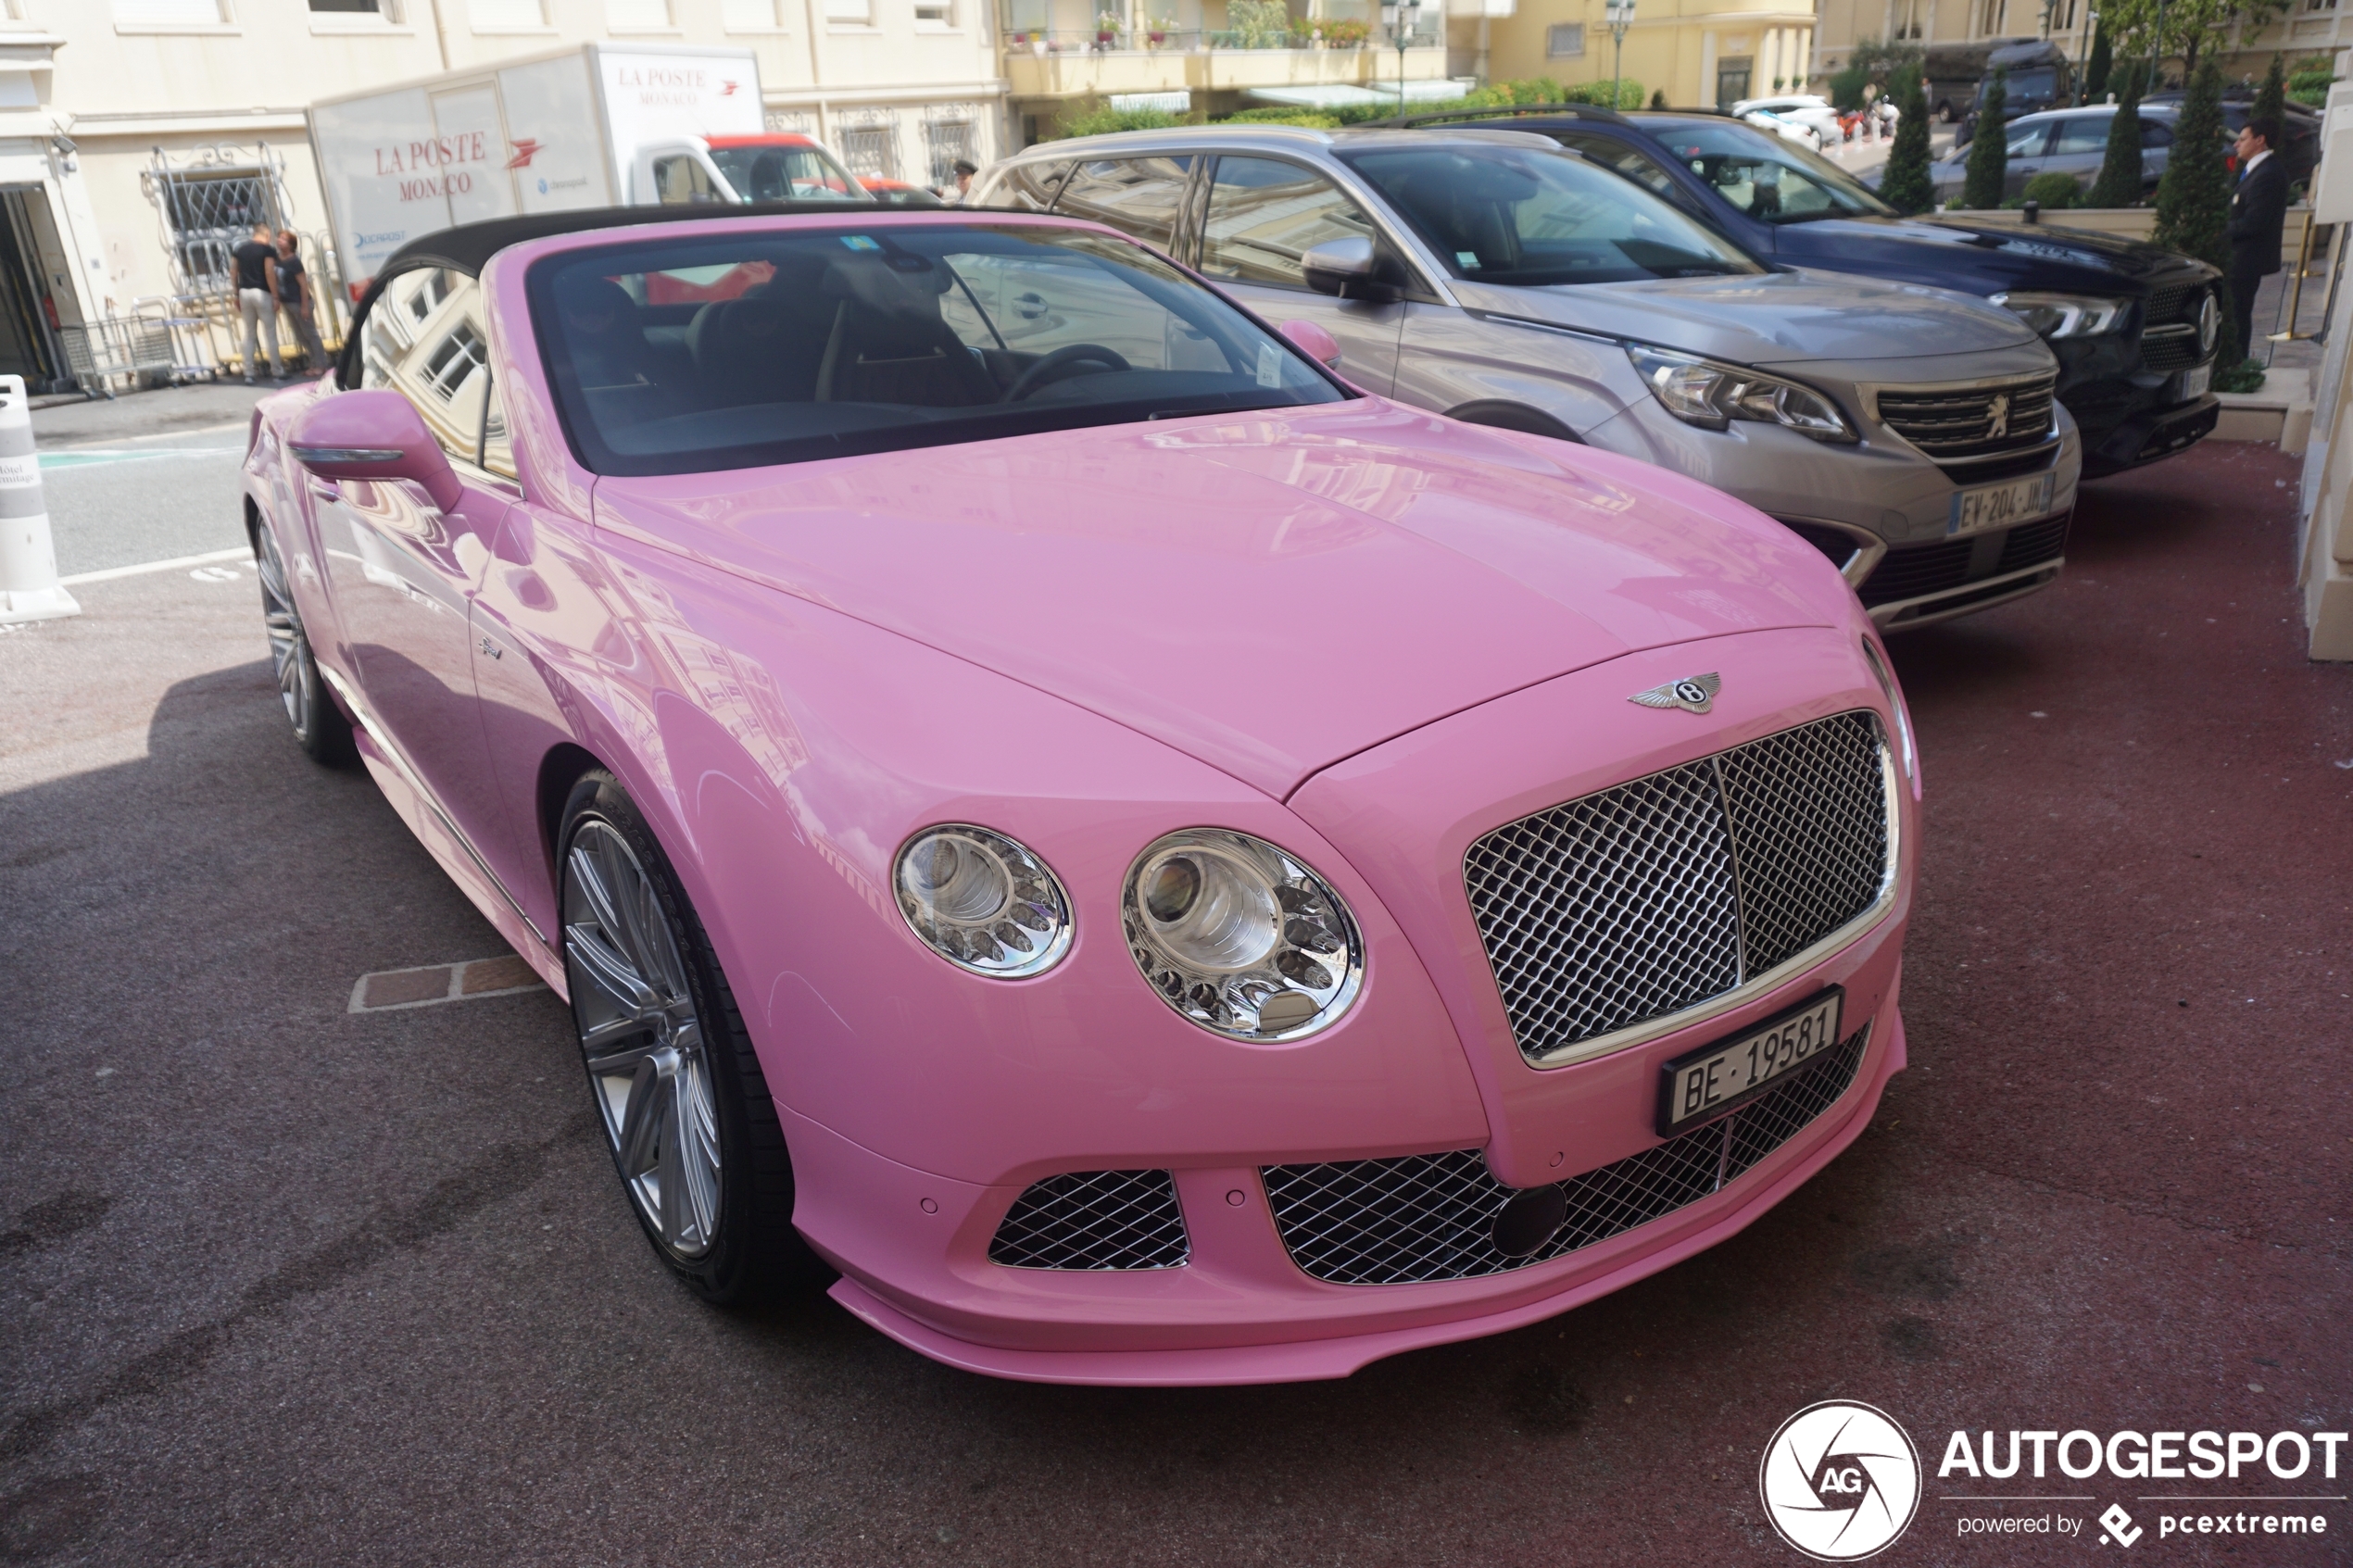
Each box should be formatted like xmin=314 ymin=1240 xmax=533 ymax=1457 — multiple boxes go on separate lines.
xmin=1001 ymin=27 xmax=1433 ymax=49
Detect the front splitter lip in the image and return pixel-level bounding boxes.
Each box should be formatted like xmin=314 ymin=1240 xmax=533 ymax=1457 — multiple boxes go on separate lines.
xmin=824 ymin=1014 xmax=1902 ymax=1386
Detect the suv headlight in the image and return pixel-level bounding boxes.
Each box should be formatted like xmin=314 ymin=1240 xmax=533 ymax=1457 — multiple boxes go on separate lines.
xmin=1626 ymin=346 xmax=1856 ymax=442
xmin=895 ymin=824 xmax=1073 ymax=977
xmin=1988 ymin=290 xmax=2129 ymax=339
xmin=1122 ymin=829 xmax=1364 ymax=1041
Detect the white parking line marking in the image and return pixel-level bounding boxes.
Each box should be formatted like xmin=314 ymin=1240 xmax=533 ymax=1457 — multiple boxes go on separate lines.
xmin=189 ymin=565 xmax=242 ymax=583
xmin=348 ymin=955 xmax=548 ymax=1013
xmin=58 ymin=546 xmax=249 ymax=585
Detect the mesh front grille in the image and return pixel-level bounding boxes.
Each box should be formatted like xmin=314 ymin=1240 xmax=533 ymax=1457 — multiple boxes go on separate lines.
xmin=1464 ymin=760 xmax=1743 ymax=1058
xmin=1877 ymin=374 xmax=2057 ymax=460
xmin=988 ymin=1169 xmax=1189 ymax=1269
xmin=1998 ymin=513 xmax=2071 ymax=573
xmin=2145 ymin=282 xmax=2196 ymax=325
xmin=1716 ymin=720 xmax=1892 ymax=972
xmin=1264 ymin=1028 xmax=1869 ymax=1285
xmin=1859 ymin=537 xmax=1976 ymax=608
xmin=1464 ymin=712 xmax=1890 ymax=1061
xmin=2140 ymin=328 xmax=2205 ymax=373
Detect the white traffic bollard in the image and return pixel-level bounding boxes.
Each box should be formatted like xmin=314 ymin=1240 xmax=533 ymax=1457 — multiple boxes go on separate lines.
xmin=0 ymin=373 xmax=77 ymax=624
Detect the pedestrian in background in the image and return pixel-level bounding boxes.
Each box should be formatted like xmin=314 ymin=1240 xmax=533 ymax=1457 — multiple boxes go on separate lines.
xmin=232 ymin=222 xmax=283 ymax=385
xmin=2227 ymin=116 xmax=2287 ymax=366
xmin=950 ymin=158 xmax=978 ymax=202
xmin=274 ymin=230 xmax=328 ymax=377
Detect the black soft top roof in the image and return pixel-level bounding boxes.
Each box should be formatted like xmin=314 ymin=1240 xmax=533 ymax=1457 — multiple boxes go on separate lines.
xmin=377 ymin=197 xmax=892 ymax=279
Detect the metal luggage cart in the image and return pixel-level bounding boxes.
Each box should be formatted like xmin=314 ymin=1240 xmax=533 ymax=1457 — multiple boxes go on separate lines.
xmin=132 ymin=295 xmax=224 ymax=384
xmin=54 ymin=313 xmax=204 ymax=399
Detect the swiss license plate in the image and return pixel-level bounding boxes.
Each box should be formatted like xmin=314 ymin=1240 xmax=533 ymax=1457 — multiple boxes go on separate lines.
xmin=2180 ymin=362 xmax=2212 ymax=401
xmin=1948 ymin=471 xmax=2057 ymax=537
xmin=1656 ymin=990 xmax=1843 ymax=1136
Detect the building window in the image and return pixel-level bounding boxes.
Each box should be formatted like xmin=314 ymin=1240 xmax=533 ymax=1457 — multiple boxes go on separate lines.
xmin=423 ymin=322 xmax=487 ymax=403
xmin=470 ymin=0 xmax=546 ymax=28
xmin=824 ymin=0 xmax=872 ymax=20
xmin=1973 ymin=0 xmax=2006 ymax=34
xmin=839 ymin=123 xmax=899 ymax=180
xmin=606 ymin=0 xmax=671 ymax=26
xmin=915 ymin=0 xmax=953 ymax=20
xmin=721 ymin=0 xmax=786 ymax=25
xmin=925 ymin=120 xmax=975 ymax=185
xmin=309 ymin=0 xmax=391 ymax=12
xmin=114 ymin=0 xmax=228 ymax=22
xmin=1546 ymin=22 xmax=1583 ymax=56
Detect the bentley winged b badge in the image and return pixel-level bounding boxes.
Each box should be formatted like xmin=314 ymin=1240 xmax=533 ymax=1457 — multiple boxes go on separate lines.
xmin=1629 ymin=672 xmax=1721 ymax=715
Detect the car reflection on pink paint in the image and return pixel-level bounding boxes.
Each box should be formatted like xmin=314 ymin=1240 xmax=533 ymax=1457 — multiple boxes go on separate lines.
xmin=241 ymin=205 xmax=1921 ymax=1386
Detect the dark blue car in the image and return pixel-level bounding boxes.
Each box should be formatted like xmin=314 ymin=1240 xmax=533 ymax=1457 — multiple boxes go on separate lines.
xmin=1404 ymin=105 xmax=2221 ymax=478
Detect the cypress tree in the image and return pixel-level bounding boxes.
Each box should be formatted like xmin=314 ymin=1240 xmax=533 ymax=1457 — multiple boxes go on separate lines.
xmin=2088 ymin=58 xmax=2147 ymax=207
xmin=1881 ymin=65 xmax=1936 ymax=215
xmin=2254 ymin=53 xmax=2287 ymax=126
xmin=2085 ymin=22 xmax=2112 ymax=102
xmin=1962 ymin=70 xmax=2009 ymax=208
xmin=2154 ymin=56 xmax=2240 ymax=367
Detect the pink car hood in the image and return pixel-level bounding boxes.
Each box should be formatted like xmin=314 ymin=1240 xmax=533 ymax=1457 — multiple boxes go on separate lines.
xmin=592 ymin=399 xmax=1841 ymax=797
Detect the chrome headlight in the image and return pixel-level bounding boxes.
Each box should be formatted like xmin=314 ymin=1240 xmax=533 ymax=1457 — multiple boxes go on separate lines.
xmin=1626 ymin=346 xmax=1856 ymax=442
xmin=1988 ymin=290 xmax=2130 ymax=339
xmin=1122 ymin=829 xmax=1364 ymax=1040
xmin=894 ymin=824 xmax=1073 ymax=977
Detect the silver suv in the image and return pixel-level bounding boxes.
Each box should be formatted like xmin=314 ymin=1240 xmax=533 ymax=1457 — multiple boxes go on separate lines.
xmin=975 ymin=125 xmax=2082 ymax=631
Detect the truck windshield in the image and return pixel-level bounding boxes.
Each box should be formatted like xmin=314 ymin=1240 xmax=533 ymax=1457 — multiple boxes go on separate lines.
xmin=1981 ymin=68 xmax=2058 ymax=107
xmin=1642 ymin=118 xmax=1896 ymax=224
xmin=530 ymin=222 xmax=1346 ymax=476
xmin=1339 ymin=144 xmax=1759 ymax=285
xmin=708 ymin=141 xmax=870 ymax=202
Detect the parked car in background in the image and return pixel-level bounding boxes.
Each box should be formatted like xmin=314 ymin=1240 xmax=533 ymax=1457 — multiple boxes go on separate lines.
xmin=1931 ymin=105 xmax=2179 ymax=206
xmin=1391 ymin=107 xmax=2217 ymax=480
xmin=2140 ymin=89 xmax=2321 ymax=188
xmin=1741 ymin=108 xmax=1824 ymax=151
xmin=978 ymin=124 xmax=2080 ymax=631
xmin=1730 ymin=94 xmax=1843 ymax=144
xmin=245 ymin=201 xmax=1922 ymax=1386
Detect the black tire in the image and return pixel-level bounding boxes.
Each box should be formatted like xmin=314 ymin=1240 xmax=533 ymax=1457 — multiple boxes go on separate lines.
xmin=557 ymin=770 xmax=823 ymax=1302
xmin=252 ymin=519 xmax=354 ymax=765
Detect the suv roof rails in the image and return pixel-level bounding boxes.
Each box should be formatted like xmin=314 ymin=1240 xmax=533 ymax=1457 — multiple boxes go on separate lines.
xmin=1377 ymin=102 xmax=1637 ymax=130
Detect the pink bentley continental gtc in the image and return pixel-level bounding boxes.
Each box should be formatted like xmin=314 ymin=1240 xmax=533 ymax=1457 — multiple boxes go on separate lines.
xmin=242 ymin=205 xmax=1920 ymax=1385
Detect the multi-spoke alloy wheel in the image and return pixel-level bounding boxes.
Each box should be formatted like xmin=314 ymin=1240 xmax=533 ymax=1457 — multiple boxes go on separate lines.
xmin=253 ymin=521 xmax=352 ymax=763
xmin=557 ymin=772 xmax=812 ymax=1300
xmin=564 ymin=819 xmax=723 ymax=1260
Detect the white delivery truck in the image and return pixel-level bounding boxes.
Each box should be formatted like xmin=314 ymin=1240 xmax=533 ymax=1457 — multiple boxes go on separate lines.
xmin=308 ymin=42 xmax=869 ymax=299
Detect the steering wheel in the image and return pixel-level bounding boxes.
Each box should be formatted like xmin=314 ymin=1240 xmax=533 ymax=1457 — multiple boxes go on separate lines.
xmin=1002 ymin=343 xmax=1131 ymax=402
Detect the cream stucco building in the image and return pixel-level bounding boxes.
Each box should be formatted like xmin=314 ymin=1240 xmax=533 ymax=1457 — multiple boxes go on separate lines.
xmin=0 ymin=0 xmax=1008 ymax=391
xmin=1459 ymin=0 xmax=1814 ymax=109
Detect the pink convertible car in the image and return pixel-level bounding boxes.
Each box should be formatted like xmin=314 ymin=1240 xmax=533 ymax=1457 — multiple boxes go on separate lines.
xmin=243 ymin=205 xmax=1919 ymax=1385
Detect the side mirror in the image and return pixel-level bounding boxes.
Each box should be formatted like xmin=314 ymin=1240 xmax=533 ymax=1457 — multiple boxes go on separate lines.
xmin=1278 ymin=319 xmax=1343 ymax=369
xmin=1301 ymin=236 xmax=1402 ymax=303
xmin=288 ymin=388 xmax=462 ymax=512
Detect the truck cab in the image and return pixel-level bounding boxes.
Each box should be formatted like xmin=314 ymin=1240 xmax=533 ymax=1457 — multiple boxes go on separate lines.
xmin=632 ymin=133 xmax=871 ymax=206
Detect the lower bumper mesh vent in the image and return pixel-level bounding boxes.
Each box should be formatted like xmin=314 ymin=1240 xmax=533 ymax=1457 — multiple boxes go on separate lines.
xmin=1261 ymin=1027 xmax=1870 ymax=1286
xmin=988 ymin=1169 xmax=1189 ymax=1270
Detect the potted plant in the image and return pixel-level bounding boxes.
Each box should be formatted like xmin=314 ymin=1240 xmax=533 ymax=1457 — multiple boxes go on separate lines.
xmin=1325 ymin=17 xmax=1367 ymax=45
xmin=1096 ymin=8 xmax=1121 ymax=44
xmin=1147 ymin=13 xmax=1172 ymax=44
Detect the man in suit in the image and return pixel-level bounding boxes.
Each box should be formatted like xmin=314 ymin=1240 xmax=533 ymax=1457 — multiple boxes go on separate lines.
xmin=2226 ymin=116 xmax=2289 ymax=367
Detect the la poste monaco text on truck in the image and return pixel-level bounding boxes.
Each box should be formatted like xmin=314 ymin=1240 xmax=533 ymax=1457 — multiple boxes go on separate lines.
xmin=308 ymin=42 xmax=870 ymax=300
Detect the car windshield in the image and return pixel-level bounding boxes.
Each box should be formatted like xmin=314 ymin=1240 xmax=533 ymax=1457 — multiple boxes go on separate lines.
xmin=707 ymin=142 xmax=869 ymax=202
xmin=1339 ymin=144 xmax=1759 ymax=285
xmin=1641 ymin=118 xmax=1896 ymax=223
xmin=530 ymin=223 xmax=1346 ymax=477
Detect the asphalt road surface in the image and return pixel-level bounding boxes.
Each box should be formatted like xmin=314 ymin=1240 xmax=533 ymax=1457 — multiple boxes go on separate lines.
xmin=2 ymin=418 xmax=2347 ymax=1566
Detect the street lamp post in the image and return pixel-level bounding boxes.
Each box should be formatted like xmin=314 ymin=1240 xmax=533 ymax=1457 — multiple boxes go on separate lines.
xmin=1605 ymin=0 xmax=1636 ymax=111
xmin=1382 ymin=0 xmax=1424 ymax=114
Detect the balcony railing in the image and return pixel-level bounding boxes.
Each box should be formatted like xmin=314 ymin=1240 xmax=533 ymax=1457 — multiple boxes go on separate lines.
xmin=1000 ymin=27 xmax=1438 ymax=49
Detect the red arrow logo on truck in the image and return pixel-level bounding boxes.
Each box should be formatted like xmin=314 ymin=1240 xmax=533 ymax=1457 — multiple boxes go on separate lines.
xmin=505 ymin=138 xmax=543 ymax=169
xmin=721 ymin=80 xmax=741 ymax=95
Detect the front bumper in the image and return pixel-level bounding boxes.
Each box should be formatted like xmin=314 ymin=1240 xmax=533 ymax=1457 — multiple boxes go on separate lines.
xmin=803 ymin=1004 xmax=1906 ymax=1386
xmin=2083 ymin=393 xmax=2220 ymax=476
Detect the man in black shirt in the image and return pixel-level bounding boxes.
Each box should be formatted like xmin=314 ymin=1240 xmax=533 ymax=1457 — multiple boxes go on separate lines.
xmin=232 ymin=222 xmax=283 ymax=384
xmin=274 ymin=230 xmax=327 ymax=376
xmin=2226 ymin=117 xmax=2289 ymax=367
